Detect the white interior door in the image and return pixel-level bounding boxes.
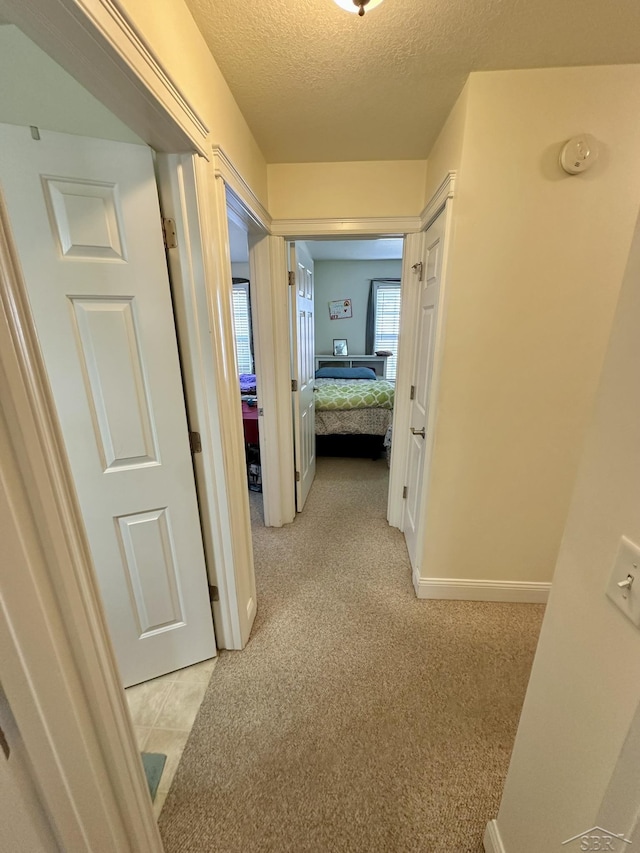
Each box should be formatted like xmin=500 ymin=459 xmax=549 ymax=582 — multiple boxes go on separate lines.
xmin=290 ymin=241 xmax=316 ymax=511
xmin=0 ymin=124 xmax=216 ymax=686
xmin=403 ymin=212 xmax=445 ymax=569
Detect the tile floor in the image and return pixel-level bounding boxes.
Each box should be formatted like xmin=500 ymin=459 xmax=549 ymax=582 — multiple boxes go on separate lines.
xmin=125 ymin=656 xmax=217 ymax=818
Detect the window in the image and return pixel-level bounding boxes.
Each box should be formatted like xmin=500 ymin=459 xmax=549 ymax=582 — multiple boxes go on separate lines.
xmin=373 ymin=280 xmax=401 ymax=380
xmin=232 ymin=280 xmax=253 ymax=374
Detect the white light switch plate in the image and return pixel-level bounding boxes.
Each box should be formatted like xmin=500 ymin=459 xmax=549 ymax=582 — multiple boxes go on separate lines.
xmin=606 ymin=536 xmax=640 ymax=628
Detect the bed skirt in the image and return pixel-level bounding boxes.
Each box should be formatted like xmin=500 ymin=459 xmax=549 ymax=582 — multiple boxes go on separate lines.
xmin=315 ymin=408 xmax=392 ymax=437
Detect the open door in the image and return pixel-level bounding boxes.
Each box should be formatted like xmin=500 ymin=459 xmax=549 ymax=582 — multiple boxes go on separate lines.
xmin=289 ymin=241 xmax=316 ymax=511
xmin=0 ymin=124 xmax=216 ymax=686
xmin=403 ymin=214 xmax=444 ymax=569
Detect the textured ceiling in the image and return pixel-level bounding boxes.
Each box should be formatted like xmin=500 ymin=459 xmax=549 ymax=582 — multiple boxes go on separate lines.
xmin=184 ymin=0 xmax=640 ymax=163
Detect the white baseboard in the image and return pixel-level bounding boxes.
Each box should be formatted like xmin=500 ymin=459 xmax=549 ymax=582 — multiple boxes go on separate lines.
xmin=484 ymin=820 xmax=506 ymax=853
xmin=413 ymin=575 xmax=551 ymax=603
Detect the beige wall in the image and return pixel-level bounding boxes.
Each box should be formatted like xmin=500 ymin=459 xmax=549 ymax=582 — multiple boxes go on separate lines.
xmin=420 ymin=65 xmax=640 ymax=585
xmin=314 ymin=260 xmax=402 ymax=354
xmin=267 ymin=160 xmax=427 ymax=220
xmin=493 ymin=209 xmax=640 ymax=851
xmin=121 ymin=0 xmax=268 ymax=206
xmin=0 ymin=26 xmax=142 ymax=144
xmin=107 ymin=2 xmax=430 ymax=221
xmin=423 ymin=79 xmax=469 ymax=205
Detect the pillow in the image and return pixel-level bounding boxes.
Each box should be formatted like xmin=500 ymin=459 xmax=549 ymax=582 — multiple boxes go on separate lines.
xmin=315 ymin=367 xmax=377 ymax=380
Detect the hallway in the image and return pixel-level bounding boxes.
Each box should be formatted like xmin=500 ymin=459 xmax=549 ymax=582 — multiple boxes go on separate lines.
xmin=159 ymin=458 xmax=543 ymax=852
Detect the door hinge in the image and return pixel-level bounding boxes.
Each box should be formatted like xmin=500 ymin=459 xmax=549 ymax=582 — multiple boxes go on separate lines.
xmin=162 ymin=217 xmax=178 ymax=249
xmin=288 ymin=270 xmax=296 ymax=286
xmin=209 ymin=585 xmax=219 ymax=602
xmin=402 ymin=485 xmax=408 ymax=499
xmin=295 ymin=471 xmax=301 ymax=482
xmin=291 ymin=379 xmax=298 ymax=392
xmin=189 ymin=430 xmax=202 ymax=454
xmin=410 ymin=385 xmax=416 ymax=400
xmin=412 ymin=261 xmax=424 ymax=281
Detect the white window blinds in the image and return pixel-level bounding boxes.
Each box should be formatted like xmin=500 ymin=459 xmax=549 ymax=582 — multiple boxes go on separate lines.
xmin=373 ymin=282 xmax=401 ymax=380
xmin=232 ymin=282 xmax=253 ymax=374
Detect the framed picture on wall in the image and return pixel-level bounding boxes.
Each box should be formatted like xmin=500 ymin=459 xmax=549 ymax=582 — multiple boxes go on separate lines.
xmin=329 ymin=299 xmax=352 ymax=320
xmin=333 ymin=339 xmax=348 ymax=356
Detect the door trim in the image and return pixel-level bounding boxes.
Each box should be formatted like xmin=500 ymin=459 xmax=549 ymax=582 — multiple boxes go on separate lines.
xmin=0 ymin=190 xmax=163 ymax=852
xmin=387 ymin=231 xmax=427 ymax=531
xmin=156 ymin=152 xmax=257 ymax=648
xmin=214 ymin=146 xmax=271 ymax=232
xmin=420 ymin=170 xmax=457 ymax=230
xmin=271 ymin=216 xmax=421 ymax=237
xmin=249 ymin=234 xmax=296 ymax=526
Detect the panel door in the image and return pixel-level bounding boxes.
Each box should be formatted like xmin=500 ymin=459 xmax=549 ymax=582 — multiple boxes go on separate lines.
xmin=404 ymin=213 xmax=444 ymax=569
xmin=290 ymin=241 xmax=316 ymax=511
xmin=0 ymin=124 xmax=216 ymax=686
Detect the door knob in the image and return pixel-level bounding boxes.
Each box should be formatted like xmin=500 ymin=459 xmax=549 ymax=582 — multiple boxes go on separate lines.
xmin=410 ymin=427 xmax=426 ymax=438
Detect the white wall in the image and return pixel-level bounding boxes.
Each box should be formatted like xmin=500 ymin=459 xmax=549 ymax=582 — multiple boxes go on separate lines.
xmin=314 ymin=260 xmax=402 ymax=355
xmin=420 ymin=65 xmax=640 ymax=588
xmin=0 ymin=25 xmax=142 ymax=143
xmin=492 ymin=208 xmax=640 ymax=852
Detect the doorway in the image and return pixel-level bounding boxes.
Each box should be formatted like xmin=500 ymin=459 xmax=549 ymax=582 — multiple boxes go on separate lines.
xmin=289 ymin=237 xmax=403 ymax=517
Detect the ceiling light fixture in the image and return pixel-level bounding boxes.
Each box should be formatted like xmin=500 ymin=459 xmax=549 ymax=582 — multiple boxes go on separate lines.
xmin=333 ymin=0 xmax=384 ymax=16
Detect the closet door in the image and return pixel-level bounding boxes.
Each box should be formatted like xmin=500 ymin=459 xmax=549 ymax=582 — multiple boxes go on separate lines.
xmin=0 ymin=124 xmax=216 ymax=686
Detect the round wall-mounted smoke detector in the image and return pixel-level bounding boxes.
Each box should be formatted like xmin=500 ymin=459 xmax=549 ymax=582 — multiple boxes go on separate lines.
xmin=560 ymin=134 xmax=599 ymax=175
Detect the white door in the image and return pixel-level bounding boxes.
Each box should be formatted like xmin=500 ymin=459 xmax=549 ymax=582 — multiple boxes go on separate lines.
xmin=290 ymin=241 xmax=316 ymax=511
xmin=403 ymin=213 xmax=445 ymax=569
xmin=0 ymin=124 xmax=216 ymax=686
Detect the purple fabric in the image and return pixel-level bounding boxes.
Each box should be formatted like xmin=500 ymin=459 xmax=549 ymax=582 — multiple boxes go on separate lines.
xmin=239 ymin=374 xmax=257 ymax=393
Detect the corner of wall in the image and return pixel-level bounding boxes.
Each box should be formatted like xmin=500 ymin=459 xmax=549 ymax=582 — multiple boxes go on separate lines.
xmin=423 ymin=77 xmax=470 ymax=206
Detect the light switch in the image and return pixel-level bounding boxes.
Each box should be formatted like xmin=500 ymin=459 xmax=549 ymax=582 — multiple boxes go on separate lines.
xmin=606 ymin=536 xmax=640 ymax=628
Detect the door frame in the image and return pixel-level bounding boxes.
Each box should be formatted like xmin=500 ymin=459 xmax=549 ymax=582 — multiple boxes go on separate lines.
xmin=156 ymin=154 xmax=259 ymax=648
xmin=272 ymin=178 xmax=454 ymax=536
xmin=388 ymin=173 xmax=457 ymax=587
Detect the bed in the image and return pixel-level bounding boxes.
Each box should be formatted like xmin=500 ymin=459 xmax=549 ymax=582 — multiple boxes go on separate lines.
xmin=239 ymin=373 xmax=257 ymax=395
xmin=314 ymin=367 xmax=394 ymax=458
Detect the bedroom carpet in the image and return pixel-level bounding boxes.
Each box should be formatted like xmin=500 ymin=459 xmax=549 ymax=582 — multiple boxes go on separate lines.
xmin=159 ymin=457 xmax=544 ymax=853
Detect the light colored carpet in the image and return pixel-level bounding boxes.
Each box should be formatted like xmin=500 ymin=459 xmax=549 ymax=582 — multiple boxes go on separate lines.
xmin=159 ymin=457 xmax=544 ymax=853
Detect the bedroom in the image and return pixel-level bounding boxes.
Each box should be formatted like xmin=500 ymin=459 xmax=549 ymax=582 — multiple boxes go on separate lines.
xmin=228 ymin=215 xmax=404 ymax=518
